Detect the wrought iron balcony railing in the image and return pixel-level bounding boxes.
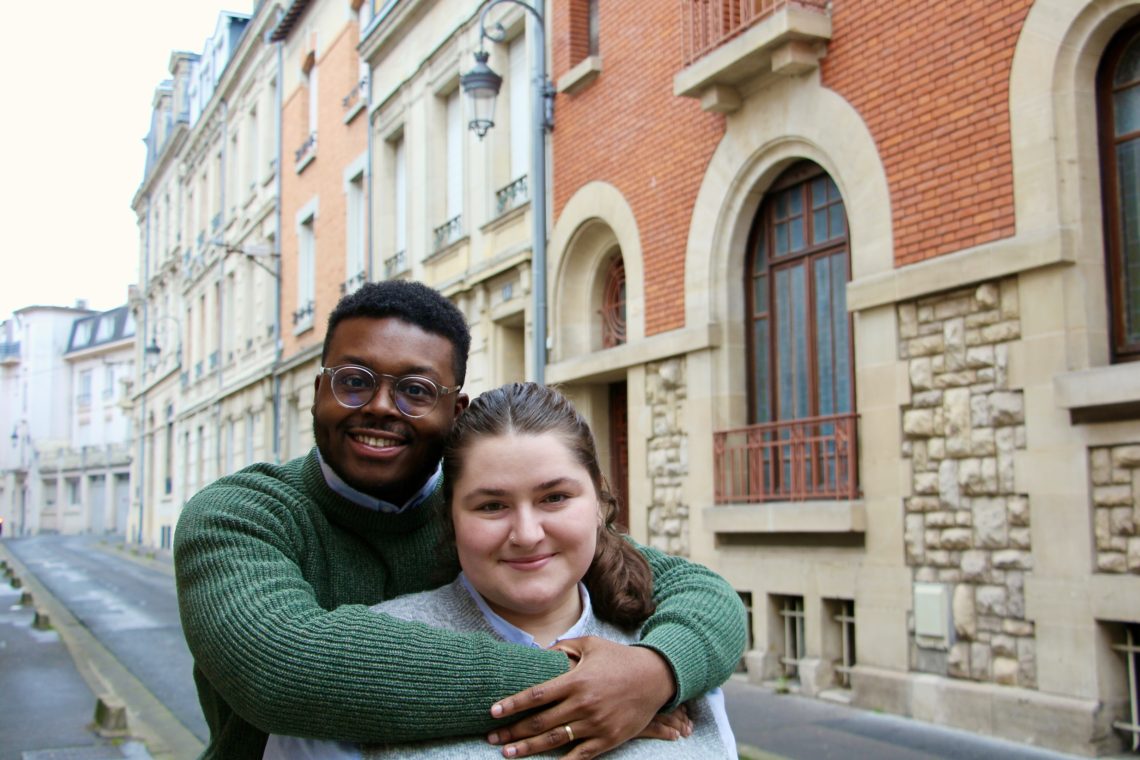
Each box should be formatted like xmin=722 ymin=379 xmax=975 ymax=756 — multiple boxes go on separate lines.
xmin=294 ymin=132 xmax=317 ymax=165
xmin=713 ymin=412 xmax=859 ymax=503
xmin=496 ymin=175 xmax=529 ymax=215
xmin=384 ymin=250 xmax=408 ymax=279
xmin=680 ymin=0 xmax=828 ymax=67
xmin=292 ymin=300 xmax=315 ymax=325
xmin=340 ymin=270 xmax=366 ymax=295
xmin=432 ymin=215 xmax=463 ymax=251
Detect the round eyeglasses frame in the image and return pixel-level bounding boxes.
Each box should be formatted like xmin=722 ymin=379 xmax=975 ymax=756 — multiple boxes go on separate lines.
xmin=319 ymin=364 xmax=461 ymax=418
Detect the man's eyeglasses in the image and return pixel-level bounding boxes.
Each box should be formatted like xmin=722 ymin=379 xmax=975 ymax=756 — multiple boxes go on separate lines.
xmin=319 ymin=365 xmax=460 ymax=418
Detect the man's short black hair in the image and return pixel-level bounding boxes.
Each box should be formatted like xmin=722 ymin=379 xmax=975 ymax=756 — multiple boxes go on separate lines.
xmin=322 ymin=280 xmax=471 ymax=386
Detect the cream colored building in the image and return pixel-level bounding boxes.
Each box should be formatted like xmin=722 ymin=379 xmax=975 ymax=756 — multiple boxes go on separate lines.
xmin=361 ymin=0 xmax=543 ymax=395
xmin=133 ymin=5 xmax=281 ymax=549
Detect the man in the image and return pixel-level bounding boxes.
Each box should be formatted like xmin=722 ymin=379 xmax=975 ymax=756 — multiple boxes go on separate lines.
xmin=174 ymin=281 xmax=746 ymax=759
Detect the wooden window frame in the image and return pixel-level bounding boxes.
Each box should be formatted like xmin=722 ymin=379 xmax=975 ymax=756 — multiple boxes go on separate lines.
xmin=1099 ymin=20 xmax=1140 ymax=362
xmin=745 ymin=162 xmax=853 ymax=425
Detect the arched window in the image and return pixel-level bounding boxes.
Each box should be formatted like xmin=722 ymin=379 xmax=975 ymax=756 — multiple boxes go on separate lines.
xmin=600 ymin=253 xmax=626 ymax=349
xmin=1099 ymin=22 xmax=1140 ymax=362
xmin=734 ymin=161 xmax=855 ymax=501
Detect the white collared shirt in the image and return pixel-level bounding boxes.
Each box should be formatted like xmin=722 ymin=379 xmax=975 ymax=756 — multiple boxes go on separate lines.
xmin=317 ymin=449 xmax=442 ymax=514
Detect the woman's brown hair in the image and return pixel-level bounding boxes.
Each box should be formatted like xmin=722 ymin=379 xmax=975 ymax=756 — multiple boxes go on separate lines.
xmin=441 ymin=382 xmax=656 ymax=628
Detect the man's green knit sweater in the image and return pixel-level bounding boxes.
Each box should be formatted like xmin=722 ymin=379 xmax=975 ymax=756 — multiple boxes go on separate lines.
xmin=174 ymin=450 xmax=746 ymax=759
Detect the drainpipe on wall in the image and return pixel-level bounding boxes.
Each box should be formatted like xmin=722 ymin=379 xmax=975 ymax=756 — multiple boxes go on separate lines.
xmin=271 ymin=10 xmax=285 ymax=464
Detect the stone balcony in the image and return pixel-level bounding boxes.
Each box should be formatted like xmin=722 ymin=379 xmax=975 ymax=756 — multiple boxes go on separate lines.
xmin=675 ymin=0 xmax=831 ymax=113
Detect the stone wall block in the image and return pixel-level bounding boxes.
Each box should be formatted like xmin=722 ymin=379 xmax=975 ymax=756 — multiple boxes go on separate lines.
xmin=1094 ymin=485 xmax=1133 ymax=507
xmin=991 ymin=634 xmax=1016 ymax=658
xmin=908 ymin=334 xmax=944 ymax=357
xmin=898 ymin=302 xmax=918 ymax=338
xmin=925 ymin=529 xmax=943 ymax=549
xmin=1110 ymin=536 xmax=1128 ymax=552
xmin=935 ymin=298 xmax=972 ymax=321
xmin=1113 ymin=467 xmax=1132 ymax=485
xmin=903 ymin=409 xmax=935 ymax=437
xmin=976 ymin=585 xmax=1007 ymax=616
xmin=965 ymin=310 xmax=1000 ymax=328
xmin=915 ymin=471 xmax=939 ymax=495
xmin=928 ymin=438 xmax=946 ymax=461
xmin=988 ymin=391 xmax=1024 ymax=426
xmin=938 ymin=569 xmax=963 ymax=583
xmin=909 ymin=357 xmax=933 ymax=390
xmin=1017 ymin=637 xmax=1037 ymax=688
xmin=943 ymin=318 xmax=967 ymax=371
xmin=975 ymin=282 xmax=1000 ymax=308
xmin=993 ymin=344 xmax=1009 ymax=388
xmin=993 ymin=656 xmax=1019 ymax=685
xmin=1003 ymin=619 xmax=1034 ymax=637
xmin=1007 ymin=496 xmax=1029 ymax=527
xmin=907 ymin=496 xmax=941 ymax=512
xmin=912 ymin=440 xmax=930 ymax=473
xmin=917 ymin=304 xmax=935 ymax=322
xmin=926 ymin=511 xmax=955 ymax=528
xmin=938 ymin=459 xmax=960 ymax=509
xmin=973 ymin=497 xmax=1009 ymax=548
xmin=1113 ymin=445 xmax=1140 ymax=469
xmin=920 ymin=321 xmax=945 ymax=337
xmin=961 ymin=550 xmax=988 ymax=581
xmin=980 ymin=321 xmax=1020 ymax=343
xmin=971 ymin=429 xmax=996 ymax=457
xmin=953 ymin=583 xmax=976 ymax=639
xmin=969 ymin=394 xmax=989 ymax=429
xmin=948 ymin=642 xmax=971 ymax=678
xmin=1009 ymin=527 xmax=1032 ymax=549
xmin=927 ymin=550 xmax=952 ymax=567
xmin=998 ymin=453 xmax=1015 ymax=494
xmin=941 ymin=528 xmax=972 ymax=549
xmin=1111 ymin=507 xmax=1135 ymax=536
xmin=999 ymin=278 xmax=1019 ymax=318
xmin=955 ymin=509 xmax=973 ymax=526
xmin=1090 ymin=449 xmax=1113 ymax=485
xmin=934 ymin=371 xmax=977 ymax=389
xmin=994 ymin=426 xmax=1016 ymax=455
xmin=1097 ymin=553 xmax=1127 ymax=573
xmin=965 ymin=345 xmax=994 ymax=369
xmin=905 ymin=514 xmax=925 ymax=564
xmin=1128 ymin=538 xmax=1140 ymax=572
xmin=993 ymin=550 xmax=1031 ymax=570
xmin=911 ymin=390 xmax=943 ymax=408
xmin=970 ymin=642 xmax=993 ymax=680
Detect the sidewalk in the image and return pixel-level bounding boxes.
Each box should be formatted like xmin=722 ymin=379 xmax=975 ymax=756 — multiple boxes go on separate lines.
xmin=0 ymin=542 xmax=155 ymax=760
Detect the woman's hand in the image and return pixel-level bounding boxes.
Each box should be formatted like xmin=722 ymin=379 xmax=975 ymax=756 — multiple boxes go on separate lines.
xmin=486 ymin=637 xmax=677 ymax=759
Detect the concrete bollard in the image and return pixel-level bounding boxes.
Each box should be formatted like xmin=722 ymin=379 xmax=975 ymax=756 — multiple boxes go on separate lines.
xmin=92 ymin=694 xmax=129 ymax=737
xmin=19 ymin=590 xmax=32 ymax=606
xmin=32 ymin=608 xmax=51 ymax=630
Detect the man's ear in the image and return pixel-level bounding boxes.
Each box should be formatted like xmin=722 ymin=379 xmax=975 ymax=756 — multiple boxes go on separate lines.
xmin=312 ymin=373 xmax=322 ymax=415
xmin=454 ymin=392 xmax=470 ymax=415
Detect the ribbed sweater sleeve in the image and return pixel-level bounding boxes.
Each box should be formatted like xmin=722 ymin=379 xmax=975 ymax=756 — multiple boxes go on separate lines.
xmin=173 ymin=453 xmax=568 ymax=758
xmin=631 ymin=542 xmax=748 ymax=709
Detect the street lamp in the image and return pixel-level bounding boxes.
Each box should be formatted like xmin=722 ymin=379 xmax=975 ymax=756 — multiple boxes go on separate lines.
xmin=143 ymin=315 xmax=182 ymax=372
xmin=461 ymin=0 xmax=554 ymax=384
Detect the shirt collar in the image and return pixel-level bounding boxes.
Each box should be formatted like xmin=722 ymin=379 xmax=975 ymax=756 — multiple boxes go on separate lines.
xmin=458 ymin=572 xmax=593 ymax=648
xmin=316 ymin=449 xmax=441 ymax=514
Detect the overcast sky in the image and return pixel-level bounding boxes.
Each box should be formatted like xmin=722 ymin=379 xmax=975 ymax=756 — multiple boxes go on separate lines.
xmin=0 ymin=1 xmax=255 ymax=320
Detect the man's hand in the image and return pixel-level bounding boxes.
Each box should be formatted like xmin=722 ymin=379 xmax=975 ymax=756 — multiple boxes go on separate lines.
xmin=486 ymin=637 xmax=676 ymax=759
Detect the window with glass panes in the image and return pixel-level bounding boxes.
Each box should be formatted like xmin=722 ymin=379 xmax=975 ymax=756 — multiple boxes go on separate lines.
xmin=1100 ymin=21 xmax=1140 ymax=362
xmin=747 ymin=162 xmax=852 ymax=425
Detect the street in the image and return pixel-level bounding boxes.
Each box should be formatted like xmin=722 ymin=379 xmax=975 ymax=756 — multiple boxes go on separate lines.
xmin=0 ymin=535 xmax=1100 ymax=759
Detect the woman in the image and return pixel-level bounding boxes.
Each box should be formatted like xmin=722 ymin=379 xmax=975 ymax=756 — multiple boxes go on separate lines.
xmin=265 ymin=383 xmax=736 ymax=758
